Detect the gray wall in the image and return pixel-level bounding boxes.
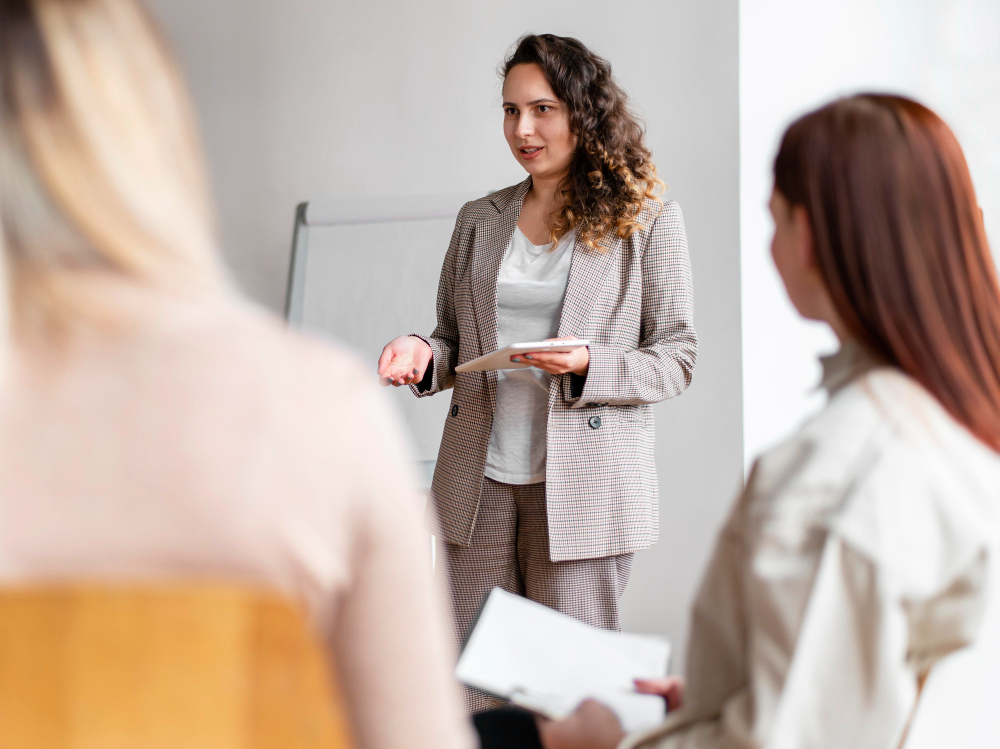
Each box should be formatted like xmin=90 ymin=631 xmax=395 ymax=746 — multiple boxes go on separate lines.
xmin=148 ymin=0 xmax=742 ymax=663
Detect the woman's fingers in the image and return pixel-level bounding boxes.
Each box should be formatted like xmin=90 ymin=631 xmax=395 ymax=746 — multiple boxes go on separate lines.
xmin=510 ymin=348 xmax=587 ymax=375
xmin=534 ymin=363 xmax=566 ymax=374
xmin=634 ymin=676 xmax=685 ymax=711
xmin=536 ymin=699 xmax=624 ymax=749
xmin=384 ymin=366 xmax=423 ymax=387
xmin=520 ymin=352 xmax=573 ymax=375
xmin=379 ymin=361 xmax=416 ymax=386
xmin=519 ymin=346 xmax=588 ymax=377
xmin=523 ymin=352 xmax=572 ymax=365
xmin=378 ymin=335 xmax=427 ymax=380
xmin=376 ymin=345 xmax=396 ymax=375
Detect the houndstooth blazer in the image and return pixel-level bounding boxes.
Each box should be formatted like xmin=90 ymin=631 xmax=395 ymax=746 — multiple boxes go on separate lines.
xmin=411 ymin=177 xmax=697 ymax=562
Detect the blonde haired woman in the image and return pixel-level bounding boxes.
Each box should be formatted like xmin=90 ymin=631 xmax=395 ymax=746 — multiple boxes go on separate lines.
xmin=0 ymin=2 xmax=471 ymax=748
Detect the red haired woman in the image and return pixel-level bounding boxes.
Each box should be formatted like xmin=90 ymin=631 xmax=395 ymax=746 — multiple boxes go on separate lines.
xmin=526 ymin=94 xmax=1000 ymax=749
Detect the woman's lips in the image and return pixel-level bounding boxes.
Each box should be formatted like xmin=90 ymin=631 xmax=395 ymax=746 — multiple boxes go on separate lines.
xmin=520 ymin=146 xmax=543 ymax=160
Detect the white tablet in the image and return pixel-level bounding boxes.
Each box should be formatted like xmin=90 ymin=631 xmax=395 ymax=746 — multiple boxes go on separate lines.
xmin=455 ymin=340 xmax=590 ymax=373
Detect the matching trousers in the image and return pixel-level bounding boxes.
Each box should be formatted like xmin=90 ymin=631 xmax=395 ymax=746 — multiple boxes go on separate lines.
xmin=441 ymin=477 xmax=634 ymax=713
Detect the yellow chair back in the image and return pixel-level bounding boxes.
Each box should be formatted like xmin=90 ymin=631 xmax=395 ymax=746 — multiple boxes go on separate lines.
xmin=0 ymin=584 xmax=352 ymax=749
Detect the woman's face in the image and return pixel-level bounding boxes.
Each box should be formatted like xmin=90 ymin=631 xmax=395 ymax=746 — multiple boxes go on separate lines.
xmin=769 ymin=187 xmax=824 ymax=320
xmin=769 ymin=186 xmax=847 ymax=337
xmin=502 ymin=63 xmax=578 ymax=181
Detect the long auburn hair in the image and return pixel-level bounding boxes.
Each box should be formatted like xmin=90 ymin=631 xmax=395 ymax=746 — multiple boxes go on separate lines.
xmin=774 ymin=94 xmax=1000 ymax=452
xmin=502 ymin=34 xmax=663 ymax=249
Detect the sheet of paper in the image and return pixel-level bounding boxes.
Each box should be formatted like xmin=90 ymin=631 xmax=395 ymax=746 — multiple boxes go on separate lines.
xmin=455 ymin=588 xmax=670 ymax=732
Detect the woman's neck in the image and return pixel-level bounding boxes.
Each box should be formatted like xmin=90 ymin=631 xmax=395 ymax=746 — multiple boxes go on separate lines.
xmin=518 ymin=174 xmax=569 ymax=245
xmin=527 ymin=173 xmax=564 ymax=214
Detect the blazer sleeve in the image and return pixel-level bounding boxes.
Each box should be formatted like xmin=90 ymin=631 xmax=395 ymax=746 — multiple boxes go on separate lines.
xmin=563 ymin=200 xmax=698 ymax=407
xmin=410 ymin=204 xmax=468 ymax=397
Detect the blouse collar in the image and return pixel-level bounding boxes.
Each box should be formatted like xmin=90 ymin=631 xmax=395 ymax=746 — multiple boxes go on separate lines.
xmin=819 ymin=339 xmax=883 ymax=395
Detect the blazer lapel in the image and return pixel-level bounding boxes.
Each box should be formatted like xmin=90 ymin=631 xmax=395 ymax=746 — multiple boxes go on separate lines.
xmin=470 ymin=177 xmax=530 ymax=410
xmin=557 ymin=231 xmax=622 ymax=338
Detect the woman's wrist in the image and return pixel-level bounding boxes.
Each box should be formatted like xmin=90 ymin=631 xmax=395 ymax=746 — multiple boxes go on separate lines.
xmin=407 ymin=334 xmax=433 ymax=357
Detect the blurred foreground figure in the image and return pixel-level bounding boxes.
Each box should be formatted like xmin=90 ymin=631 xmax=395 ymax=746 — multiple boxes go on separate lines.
xmin=0 ymin=2 xmax=472 ymax=747
xmin=533 ymin=95 xmax=1000 ymax=749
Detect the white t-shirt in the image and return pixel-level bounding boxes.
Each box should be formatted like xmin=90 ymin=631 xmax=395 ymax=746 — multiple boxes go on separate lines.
xmin=484 ymin=226 xmax=576 ymax=485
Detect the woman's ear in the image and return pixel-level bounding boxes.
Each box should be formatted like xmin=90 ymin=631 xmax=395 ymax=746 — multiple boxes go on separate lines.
xmin=789 ymin=203 xmax=850 ymax=338
xmin=791 ymin=205 xmax=817 ymax=272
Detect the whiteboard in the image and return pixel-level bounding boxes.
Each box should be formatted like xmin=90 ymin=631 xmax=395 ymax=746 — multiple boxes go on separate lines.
xmin=285 ymin=196 xmax=478 ymax=468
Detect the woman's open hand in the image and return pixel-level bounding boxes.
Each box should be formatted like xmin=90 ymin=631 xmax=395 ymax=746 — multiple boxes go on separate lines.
xmin=536 ymin=699 xmax=625 ymax=749
xmin=377 ymin=336 xmax=433 ymax=387
xmin=512 ymin=336 xmax=590 ymax=376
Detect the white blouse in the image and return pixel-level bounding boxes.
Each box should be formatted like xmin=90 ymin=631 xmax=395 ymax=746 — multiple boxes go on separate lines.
xmin=484 ymin=227 xmax=575 ymax=485
xmin=623 ymin=342 xmax=1000 ymax=749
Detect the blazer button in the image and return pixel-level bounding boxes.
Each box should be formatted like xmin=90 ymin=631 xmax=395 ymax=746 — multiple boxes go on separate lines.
xmin=588 ymin=415 xmax=602 ymax=429
xmin=451 ymin=405 xmax=459 ymax=417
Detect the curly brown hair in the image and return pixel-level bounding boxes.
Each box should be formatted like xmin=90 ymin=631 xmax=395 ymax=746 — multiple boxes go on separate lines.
xmin=502 ymin=34 xmax=664 ymax=248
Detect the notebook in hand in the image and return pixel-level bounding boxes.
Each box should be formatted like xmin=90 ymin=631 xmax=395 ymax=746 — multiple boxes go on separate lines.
xmin=455 ymin=588 xmax=671 ymax=733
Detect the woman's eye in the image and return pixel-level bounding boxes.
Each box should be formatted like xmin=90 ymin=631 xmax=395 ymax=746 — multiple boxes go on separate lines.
xmin=537 ymin=105 xmax=550 ymax=113
xmin=504 ymin=107 xmax=517 ymax=116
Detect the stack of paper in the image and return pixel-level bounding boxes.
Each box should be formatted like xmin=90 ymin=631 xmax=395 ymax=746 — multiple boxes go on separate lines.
xmin=455 ymin=588 xmax=671 ymax=732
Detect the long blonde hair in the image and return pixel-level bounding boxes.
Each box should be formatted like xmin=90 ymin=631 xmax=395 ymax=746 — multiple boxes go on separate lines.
xmin=0 ymin=0 xmax=226 ymax=331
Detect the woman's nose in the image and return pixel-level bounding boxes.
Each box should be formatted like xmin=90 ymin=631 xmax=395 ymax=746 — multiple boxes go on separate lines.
xmin=516 ymin=114 xmax=534 ymax=138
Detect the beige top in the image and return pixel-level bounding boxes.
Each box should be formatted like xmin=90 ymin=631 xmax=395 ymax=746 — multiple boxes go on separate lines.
xmin=0 ymin=282 xmax=473 ymax=749
xmin=624 ymin=342 xmax=1000 ymax=749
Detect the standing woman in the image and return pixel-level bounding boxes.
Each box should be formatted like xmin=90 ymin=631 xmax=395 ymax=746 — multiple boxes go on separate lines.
xmin=378 ymin=33 xmax=697 ymax=700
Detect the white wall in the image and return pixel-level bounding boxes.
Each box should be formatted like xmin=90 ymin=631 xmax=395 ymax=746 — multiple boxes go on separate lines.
xmin=147 ymin=0 xmax=743 ymax=663
xmin=740 ymin=0 xmax=1000 ymax=467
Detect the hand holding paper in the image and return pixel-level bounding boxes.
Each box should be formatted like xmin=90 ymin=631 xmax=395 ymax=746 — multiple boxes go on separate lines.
xmin=455 ymin=588 xmax=671 ymax=733
xmin=536 ymin=699 xmax=626 ymax=749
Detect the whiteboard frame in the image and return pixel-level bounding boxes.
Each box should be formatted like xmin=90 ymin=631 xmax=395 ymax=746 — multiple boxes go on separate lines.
xmin=284 ymin=195 xmax=480 ymax=327
xmin=282 ymin=195 xmax=482 ymax=490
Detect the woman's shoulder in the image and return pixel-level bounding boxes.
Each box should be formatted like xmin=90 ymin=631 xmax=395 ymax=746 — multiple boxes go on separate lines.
xmin=173 ymin=294 xmax=421 ymax=487
xmin=752 ymin=365 xmax=1000 ymax=499
xmin=829 ymin=369 xmax=1000 ymax=587
xmin=156 ymin=294 xmax=376 ymax=422
xmin=747 ymin=365 xmax=1000 ymax=595
xmin=456 ymin=179 xmax=532 ymax=225
xmin=630 ymin=196 xmax=684 ymax=242
xmin=201 ymin=295 xmax=364 ymax=375
xmin=643 ymin=194 xmax=674 ymax=217
xmin=745 ymin=374 xmax=889 ymax=510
